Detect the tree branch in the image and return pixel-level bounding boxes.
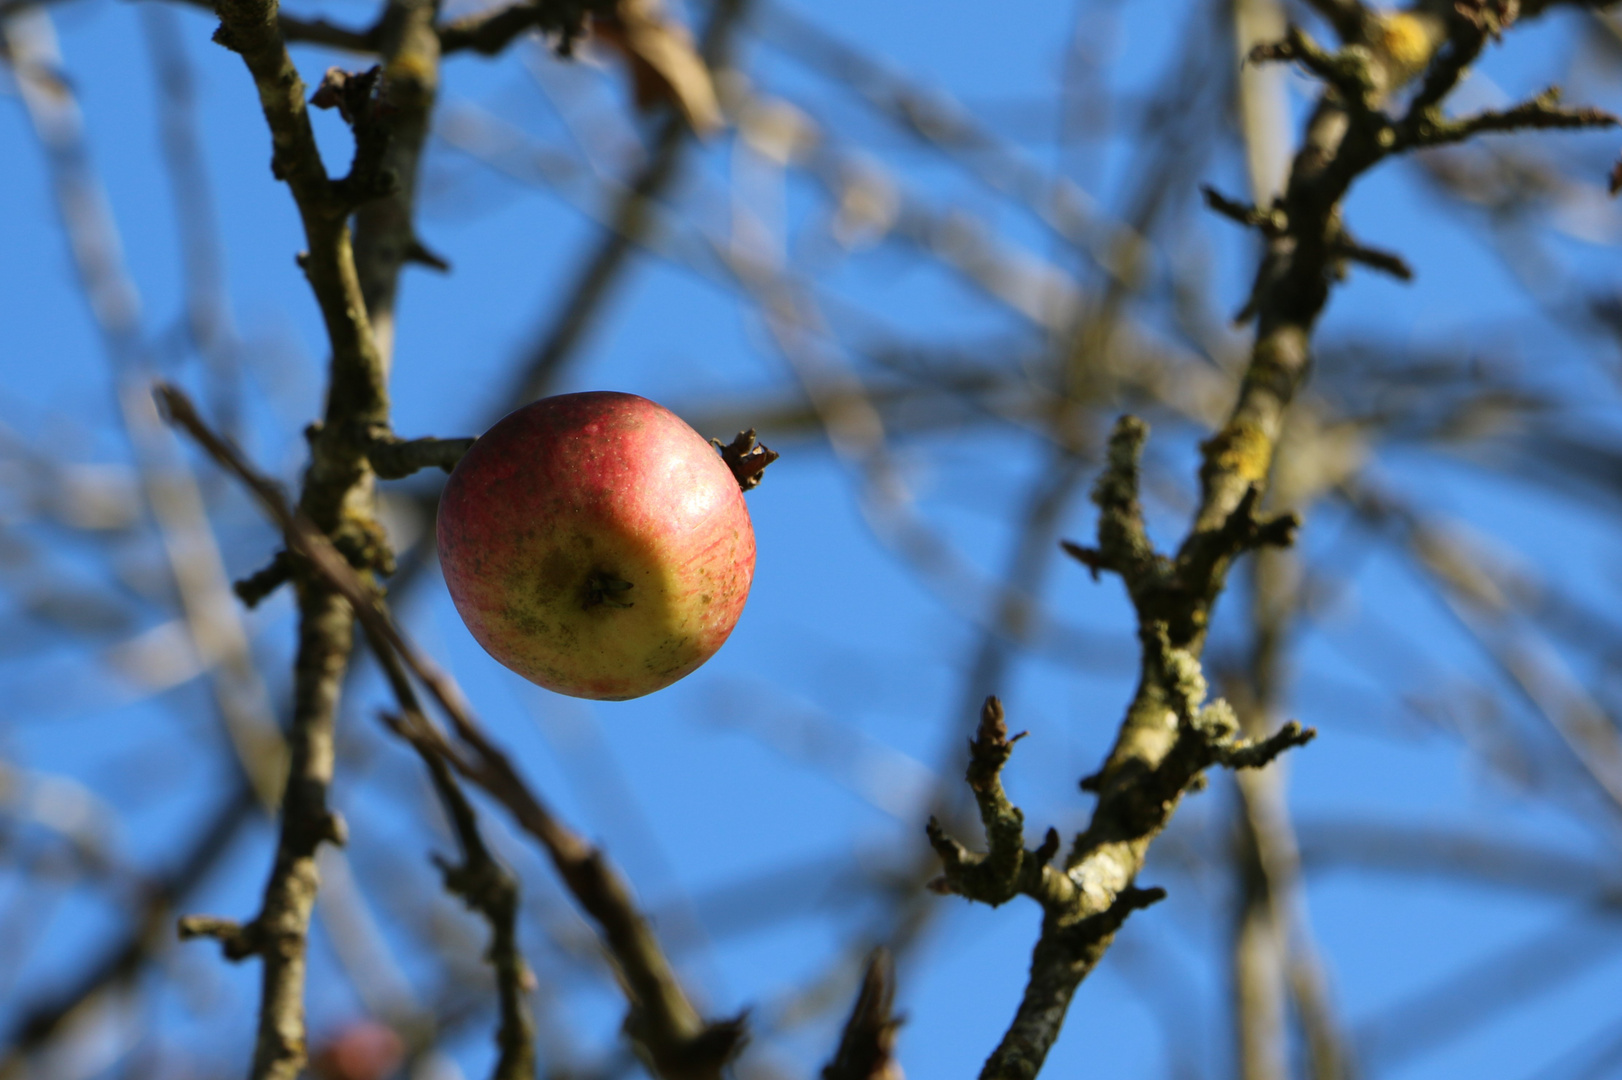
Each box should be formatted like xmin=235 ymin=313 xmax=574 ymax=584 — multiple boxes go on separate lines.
xmin=1398 ymin=86 xmax=1619 ymax=150
xmin=351 ymin=0 xmax=443 ymax=369
xmin=926 ymin=698 xmax=1071 ymax=910
xmin=938 ymin=6 xmax=1611 ymax=1068
xmin=174 ymin=5 xmax=394 ymax=1070
xmin=278 ymin=12 xmax=379 ymax=52
xmin=1249 ymin=25 xmax=1377 ymax=116
xmin=436 ymin=0 xmax=607 ymax=55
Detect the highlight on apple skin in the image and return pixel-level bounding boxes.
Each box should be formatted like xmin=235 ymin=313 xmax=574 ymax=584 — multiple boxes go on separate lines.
xmin=435 ymin=391 xmax=756 ymax=701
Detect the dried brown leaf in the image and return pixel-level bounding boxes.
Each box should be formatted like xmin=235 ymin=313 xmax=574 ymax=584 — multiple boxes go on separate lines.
xmin=593 ymin=0 xmax=722 ymax=137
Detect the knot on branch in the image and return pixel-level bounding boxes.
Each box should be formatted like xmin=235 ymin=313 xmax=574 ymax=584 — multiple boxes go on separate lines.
xmin=177 ymin=914 xmax=262 ymax=961
xmin=822 ymin=948 xmax=905 ymax=1080
xmin=436 ymin=852 xmax=519 ymax=915
xmin=332 ymin=516 xmax=396 ymax=577
xmin=312 ymin=66 xmax=399 ymax=210
xmin=298 ymin=807 xmax=348 ymax=849
xmin=711 ymin=429 xmax=780 ymax=492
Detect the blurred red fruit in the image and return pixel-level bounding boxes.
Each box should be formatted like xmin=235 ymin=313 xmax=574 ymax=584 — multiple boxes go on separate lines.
xmin=309 ymin=1020 xmax=405 ymax=1080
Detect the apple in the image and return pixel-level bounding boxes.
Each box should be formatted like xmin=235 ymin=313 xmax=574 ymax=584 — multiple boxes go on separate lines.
xmin=310 ymin=1021 xmax=404 ymax=1080
xmin=435 ymin=391 xmax=756 ymax=700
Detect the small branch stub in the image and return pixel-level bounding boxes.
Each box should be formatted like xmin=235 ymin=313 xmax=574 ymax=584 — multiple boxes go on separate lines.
xmin=927 ymin=699 xmax=1082 ymax=914
xmin=1201 ymin=184 xmax=1286 ymax=236
xmin=177 ymin=914 xmax=260 ymax=960
xmin=1219 ymin=720 xmax=1318 ymax=770
xmin=234 ymin=551 xmax=292 ymax=608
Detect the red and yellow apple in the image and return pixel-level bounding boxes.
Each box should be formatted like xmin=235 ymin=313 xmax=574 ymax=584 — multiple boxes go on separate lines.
xmin=435 ymin=391 xmax=756 ymax=700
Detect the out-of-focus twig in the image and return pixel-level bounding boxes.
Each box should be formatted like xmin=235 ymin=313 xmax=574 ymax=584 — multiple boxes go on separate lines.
xmin=0 ymin=782 xmax=257 ymax=1076
xmin=503 ymin=0 xmax=749 ymax=409
xmin=1226 ymin=41 xmax=1346 ymax=1070
xmin=6 ymin=2 xmax=288 ymax=809
xmin=821 ymin=948 xmax=903 ymax=1080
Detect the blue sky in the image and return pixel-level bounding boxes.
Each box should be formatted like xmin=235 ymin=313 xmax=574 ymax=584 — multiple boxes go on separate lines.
xmin=4 ymin=0 xmax=1622 ymax=1078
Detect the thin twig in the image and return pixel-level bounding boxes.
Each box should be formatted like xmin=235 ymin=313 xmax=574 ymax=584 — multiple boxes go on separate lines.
xmin=925 ymin=698 xmax=1072 ymax=910
xmin=1398 ymin=86 xmax=1620 ymax=151
xmin=385 ymin=710 xmax=536 ymax=1080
